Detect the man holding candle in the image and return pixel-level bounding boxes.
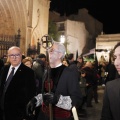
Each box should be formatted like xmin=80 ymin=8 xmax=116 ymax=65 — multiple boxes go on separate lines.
xmin=26 ymin=41 xmax=82 ymax=120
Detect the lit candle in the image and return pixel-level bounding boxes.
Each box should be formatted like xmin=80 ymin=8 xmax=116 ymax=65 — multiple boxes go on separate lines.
xmin=72 ymin=106 xmax=79 ymax=120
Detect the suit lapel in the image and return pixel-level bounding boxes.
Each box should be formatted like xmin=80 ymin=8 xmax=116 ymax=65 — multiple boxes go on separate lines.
xmin=2 ymin=66 xmax=10 ymax=84
xmin=12 ymin=63 xmax=23 ymax=78
xmin=5 ymin=64 xmax=24 ymax=89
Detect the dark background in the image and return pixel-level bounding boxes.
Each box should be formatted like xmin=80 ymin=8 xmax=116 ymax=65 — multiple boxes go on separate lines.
xmin=50 ymin=0 xmax=120 ymax=34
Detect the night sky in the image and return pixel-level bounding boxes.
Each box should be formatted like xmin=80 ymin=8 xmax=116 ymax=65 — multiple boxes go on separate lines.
xmin=50 ymin=0 xmax=120 ymax=34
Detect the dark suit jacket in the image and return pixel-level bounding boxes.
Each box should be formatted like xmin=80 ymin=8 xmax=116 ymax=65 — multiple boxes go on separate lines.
xmin=0 ymin=63 xmax=36 ymax=120
xmin=101 ymin=78 xmax=120 ymax=120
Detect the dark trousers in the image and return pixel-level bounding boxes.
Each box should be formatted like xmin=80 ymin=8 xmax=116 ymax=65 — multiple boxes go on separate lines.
xmin=93 ymin=85 xmax=98 ymax=102
xmin=86 ymin=86 xmax=93 ymax=106
xmin=79 ymin=96 xmax=87 ymax=109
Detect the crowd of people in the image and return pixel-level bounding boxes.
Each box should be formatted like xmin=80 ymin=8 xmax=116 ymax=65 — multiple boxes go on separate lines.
xmin=63 ymin=53 xmax=99 ymax=109
xmin=0 ymin=41 xmax=120 ymax=120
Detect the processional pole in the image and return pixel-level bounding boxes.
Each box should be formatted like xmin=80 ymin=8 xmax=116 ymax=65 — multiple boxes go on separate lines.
xmin=41 ymin=34 xmax=54 ymax=120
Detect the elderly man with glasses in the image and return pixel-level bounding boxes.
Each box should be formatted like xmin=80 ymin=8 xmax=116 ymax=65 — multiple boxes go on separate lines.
xmin=0 ymin=46 xmax=36 ymax=120
xmin=26 ymin=41 xmax=82 ymax=120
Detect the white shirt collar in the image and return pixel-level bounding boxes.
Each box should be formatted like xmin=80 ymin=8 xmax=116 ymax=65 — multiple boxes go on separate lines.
xmin=56 ymin=63 xmax=62 ymax=68
xmin=10 ymin=63 xmax=21 ymax=74
xmin=6 ymin=63 xmax=21 ymax=81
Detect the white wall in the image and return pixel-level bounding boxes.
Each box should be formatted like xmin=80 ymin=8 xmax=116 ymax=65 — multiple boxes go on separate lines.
xmin=66 ymin=19 xmax=88 ymax=57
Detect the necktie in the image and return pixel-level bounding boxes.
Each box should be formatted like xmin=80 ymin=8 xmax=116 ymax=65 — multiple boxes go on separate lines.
xmin=0 ymin=67 xmax=15 ymax=110
xmin=4 ymin=67 xmax=15 ymax=92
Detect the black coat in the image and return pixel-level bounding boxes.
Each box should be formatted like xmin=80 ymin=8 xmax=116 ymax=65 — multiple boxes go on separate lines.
xmin=101 ymin=78 xmax=120 ymax=120
xmin=32 ymin=59 xmax=45 ymax=93
xmin=39 ymin=65 xmax=83 ymax=120
xmin=51 ymin=65 xmax=82 ymax=107
xmin=0 ymin=63 xmax=36 ymax=120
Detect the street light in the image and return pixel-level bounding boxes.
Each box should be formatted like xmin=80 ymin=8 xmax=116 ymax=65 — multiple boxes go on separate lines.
xmin=60 ymin=35 xmax=68 ymax=53
xmin=60 ymin=35 xmax=65 ymax=44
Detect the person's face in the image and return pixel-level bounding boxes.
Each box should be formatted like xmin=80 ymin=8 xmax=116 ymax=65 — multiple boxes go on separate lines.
xmin=77 ymin=58 xmax=82 ymax=63
xmin=24 ymin=61 xmax=32 ymax=68
xmin=81 ymin=73 xmax=86 ymax=77
xmin=8 ymin=48 xmax=22 ymax=67
xmin=114 ymin=46 xmax=120 ymax=75
xmin=62 ymin=60 xmax=68 ymax=66
xmin=41 ymin=58 xmax=46 ymax=62
xmin=49 ymin=44 xmax=62 ymax=67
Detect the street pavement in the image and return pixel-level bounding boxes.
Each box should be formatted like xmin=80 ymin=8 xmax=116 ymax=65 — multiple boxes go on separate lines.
xmin=78 ymin=86 xmax=105 ymax=120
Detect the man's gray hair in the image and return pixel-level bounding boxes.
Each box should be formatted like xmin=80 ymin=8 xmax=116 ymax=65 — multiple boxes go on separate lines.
xmin=8 ymin=46 xmax=22 ymax=54
xmin=54 ymin=41 xmax=66 ymax=59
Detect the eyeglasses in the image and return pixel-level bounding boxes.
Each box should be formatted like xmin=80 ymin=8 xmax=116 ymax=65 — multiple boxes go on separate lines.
xmin=49 ymin=48 xmax=60 ymax=53
xmin=8 ymin=54 xmax=21 ymax=58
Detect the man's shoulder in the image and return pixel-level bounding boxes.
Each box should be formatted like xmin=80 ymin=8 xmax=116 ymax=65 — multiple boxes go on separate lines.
xmin=106 ymin=78 xmax=120 ymax=88
xmin=64 ymin=66 xmax=78 ymax=74
xmin=64 ymin=66 xmax=71 ymax=71
xmin=105 ymin=78 xmax=120 ymax=96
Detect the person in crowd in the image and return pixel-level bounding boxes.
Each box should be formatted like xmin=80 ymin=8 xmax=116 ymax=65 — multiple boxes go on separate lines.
xmin=62 ymin=59 xmax=69 ymax=66
xmin=79 ymin=70 xmax=87 ymax=110
xmin=26 ymin=41 xmax=82 ymax=120
xmin=0 ymin=46 xmax=36 ymax=120
xmin=67 ymin=53 xmax=80 ymax=78
xmin=22 ymin=54 xmax=26 ymax=60
xmin=77 ymin=55 xmax=85 ymax=72
xmin=81 ymin=61 xmax=95 ymax=107
xmin=100 ymin=42 xmax=120 ymax=120
xmin=105 ymin=56 xmax=117 ymax=84
xmin=4 ymin=57 xmax=11 ymax=66
xmin=32 ymin=53 xmax=46 ymax=94
xmin=97 ymin=62 xmax=102 ymax=85
xmin=32 ymin=53 xmax=46 ymax=119
xmin=22 ymin=57 xmax=33 ymax=68
xmin=92 ymin=62 xmax=99 ymax=103
xmin=100 ymin=62 xmax=107 ymax=86
xmin=2 ymin=55 xmax=7 ymax=64
xmin=67 ymin=53 xmax=76 ymax=66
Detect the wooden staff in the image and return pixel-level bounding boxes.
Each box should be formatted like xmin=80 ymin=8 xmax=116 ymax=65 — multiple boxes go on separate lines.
xmin=41 ymin=34 xmax=53 ymax=120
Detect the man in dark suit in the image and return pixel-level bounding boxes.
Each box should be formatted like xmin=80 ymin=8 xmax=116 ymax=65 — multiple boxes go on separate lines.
xmin=0 ymin=46 xmax=36 ymax=120
xmin=101 ymin=42 xmax=120 ymax=120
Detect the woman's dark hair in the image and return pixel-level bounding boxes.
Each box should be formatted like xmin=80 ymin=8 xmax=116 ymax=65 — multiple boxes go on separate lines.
xmin=113 ymin=42 xmax=120 ymax=51
xmin=67 ymin=53 xmax=74 ymax=60
xmin=80 ymin=70 xmax=86 ymax=74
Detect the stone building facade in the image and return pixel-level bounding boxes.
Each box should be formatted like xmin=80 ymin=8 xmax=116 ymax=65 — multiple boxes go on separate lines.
xmin=0 ymin=0 xmax=50 ymax=56
xmin=56 ymin=20 xmax=88 ymax=57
